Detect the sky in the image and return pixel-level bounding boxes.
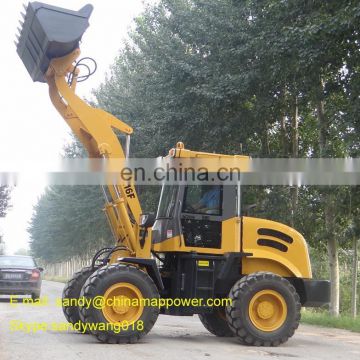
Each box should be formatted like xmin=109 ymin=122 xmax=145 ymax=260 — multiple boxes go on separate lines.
xmin=0 ymin=0 xmax=149 ymax=255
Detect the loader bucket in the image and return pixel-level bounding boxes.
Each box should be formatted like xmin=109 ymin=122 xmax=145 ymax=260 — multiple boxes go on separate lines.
xmin=16 ymin=2 xmax=93 ymax=82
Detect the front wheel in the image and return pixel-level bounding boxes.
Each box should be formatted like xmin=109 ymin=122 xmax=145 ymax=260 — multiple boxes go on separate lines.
xmin=62 ymin=266 xmax=97 ymax=333
xmin=79 ymin=264 xmax=159 ymax=344
xmin=199 ymin=308 xmax=234 ymax=337
xmin=226 ymin=272 xmax=301 ymax=346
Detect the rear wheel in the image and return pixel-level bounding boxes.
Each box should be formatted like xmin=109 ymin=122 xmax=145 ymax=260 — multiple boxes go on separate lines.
xmin=199 ymin=308 xmax=234 ymax=337
xmin=226 ymin=272 xmax=301 ymax=346
xmin=79 ymin=263 xmax=159 ymax=344
xmin=62 ymin=266 xmax=97 ymax=333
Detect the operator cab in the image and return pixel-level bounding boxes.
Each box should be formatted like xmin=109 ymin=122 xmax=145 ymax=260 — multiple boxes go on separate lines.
xmin=151 ymin=184 xmax=238 ymax=251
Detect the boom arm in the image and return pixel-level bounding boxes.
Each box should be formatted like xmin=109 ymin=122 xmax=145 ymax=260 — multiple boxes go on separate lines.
xmin=46 ymin=49 xmax=148 ymax=259
xmin=15 ymin=1 xmax=150 ymax=259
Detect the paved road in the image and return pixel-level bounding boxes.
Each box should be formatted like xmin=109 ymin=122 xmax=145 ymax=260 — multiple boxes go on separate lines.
xmin=0 ymin=281 xmax=359 ymax=360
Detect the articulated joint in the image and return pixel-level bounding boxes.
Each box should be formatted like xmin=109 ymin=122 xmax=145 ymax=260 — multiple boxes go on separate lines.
xmin=46 ymin=49 xmax=80 ymax=78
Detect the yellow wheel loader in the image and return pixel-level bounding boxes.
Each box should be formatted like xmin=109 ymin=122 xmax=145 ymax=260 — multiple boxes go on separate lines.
xmin=16 ymin=2 xmax=330 ymax=346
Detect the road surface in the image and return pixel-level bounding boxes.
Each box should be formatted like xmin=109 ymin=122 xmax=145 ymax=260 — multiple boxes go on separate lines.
xmin=0 ymin=280 xmax=359 ymax=360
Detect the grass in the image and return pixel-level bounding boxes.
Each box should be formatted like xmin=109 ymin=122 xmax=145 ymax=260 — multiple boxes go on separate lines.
xmin=301 ymin=310 xmax=360 ymax=333
xmin=43 ymin=275 xmax=68 ymax=283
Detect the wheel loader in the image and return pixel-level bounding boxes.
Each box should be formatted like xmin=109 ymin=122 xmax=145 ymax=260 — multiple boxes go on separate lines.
xmin=16 ymin=2 xmax=330 ymax=346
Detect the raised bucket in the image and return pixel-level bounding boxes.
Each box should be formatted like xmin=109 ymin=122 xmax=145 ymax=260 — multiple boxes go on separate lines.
xmin=16 ymin=2 xmax=93 ymax=82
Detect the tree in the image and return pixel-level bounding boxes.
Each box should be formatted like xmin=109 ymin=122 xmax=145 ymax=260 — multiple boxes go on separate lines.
xmin=29 ymin=185 xmax=113 ymax=262
xmin=29 ymin=137 xmax=113 ymax=262
xmin=0 ymin=186 xmax=11 ymax=218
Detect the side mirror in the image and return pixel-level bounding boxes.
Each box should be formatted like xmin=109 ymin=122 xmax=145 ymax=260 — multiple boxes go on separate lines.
xmin=38 ymin=267 xmax=44 ymax=272
xmin=139 ymin=213 xmax=156 ymax=229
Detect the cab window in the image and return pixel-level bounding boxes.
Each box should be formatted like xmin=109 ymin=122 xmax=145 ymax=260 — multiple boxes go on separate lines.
xmin=182 ymin=185 xmax=222 ymax=215
xmin=157 ymin=185 xmax=178 ymax=218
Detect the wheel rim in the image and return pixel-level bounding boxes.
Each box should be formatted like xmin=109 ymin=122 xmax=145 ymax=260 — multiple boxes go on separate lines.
xmin=102 ymin=282 xmax=144 ymax=324
xmin=248 ymin=289 xmax=287 ymax=332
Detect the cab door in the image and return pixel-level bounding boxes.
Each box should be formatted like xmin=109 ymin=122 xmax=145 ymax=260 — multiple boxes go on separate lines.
xmin=181 ymin=185 xmax=223 ymax=249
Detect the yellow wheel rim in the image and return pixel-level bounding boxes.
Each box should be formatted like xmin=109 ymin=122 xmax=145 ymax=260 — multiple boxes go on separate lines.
xmin=102 ymin=282 xmax=144 ymax=324
xmin=248 ymin=289 xmax=287 ymax=332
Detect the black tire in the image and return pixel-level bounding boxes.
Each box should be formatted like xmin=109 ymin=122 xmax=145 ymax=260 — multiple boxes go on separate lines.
xmin=199 ymin=308 xmax=234 ymax=337
xmin=226 ymin=272 xmax=301 ymax=346
xmin=79 ymin=263 xmax=159 ymax=344
xmin=62 ymin=266 xmax=97 ymax=333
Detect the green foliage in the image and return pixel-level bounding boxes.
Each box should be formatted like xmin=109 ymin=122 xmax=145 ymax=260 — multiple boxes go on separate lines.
xmin=95 ymin=0 xmax=360 ymax=158
xmin=29 ymin=185 xmax=112 ymax=262
xmin=301 ymin=310 xmax=360 ymax=333
xmin=29 ymin=136 xmax=113 ymax=262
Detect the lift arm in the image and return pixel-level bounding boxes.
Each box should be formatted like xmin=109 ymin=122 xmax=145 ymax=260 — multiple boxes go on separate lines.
xmin=16 ymin=2 xmax=150 ymax=259
xmin=47 ymin=49 xmax=146 ymax=257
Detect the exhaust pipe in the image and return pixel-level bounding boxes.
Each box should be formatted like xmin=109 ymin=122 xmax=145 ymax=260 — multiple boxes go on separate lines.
xmin=15 ymin=2 xmax=93 ymax=82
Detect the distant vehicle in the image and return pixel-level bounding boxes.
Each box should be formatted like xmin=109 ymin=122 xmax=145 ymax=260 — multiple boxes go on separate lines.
xmin=0 ymin=255 xmax=43 ymax=300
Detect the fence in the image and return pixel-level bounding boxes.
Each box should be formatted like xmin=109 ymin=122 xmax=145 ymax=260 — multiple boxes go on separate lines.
xmin=41 ymin=256 xmax=91 ymax=280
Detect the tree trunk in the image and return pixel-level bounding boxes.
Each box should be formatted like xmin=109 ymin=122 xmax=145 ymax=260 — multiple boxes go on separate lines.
xmin=327 ymin=237 xmax=340 ymax=316
xmin=351 ymin=236 xmax=358 ymax=318
xmin=316 ymin=77 xmax=339 ymax=316
xmin=316 ymin=78 xmax=328 ymax=157
xmin=280 ymin=114 xmax=287 ymax=156
xmin=280 ymin=87 xmax=288 ymax=157
xmin=261 ymin=119 xmax=270 ymax=156
xmin=291 ymin=95 xmax=299 ymax=157
xmin=325 ymin=196 xmax=340 ymax=316
xmin=290 ymin=95 xmax=299 ymax=228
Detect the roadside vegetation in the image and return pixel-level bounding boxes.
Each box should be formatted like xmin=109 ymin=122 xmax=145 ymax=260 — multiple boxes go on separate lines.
xmin=301 ymin=310 xmax=360 ymax=333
